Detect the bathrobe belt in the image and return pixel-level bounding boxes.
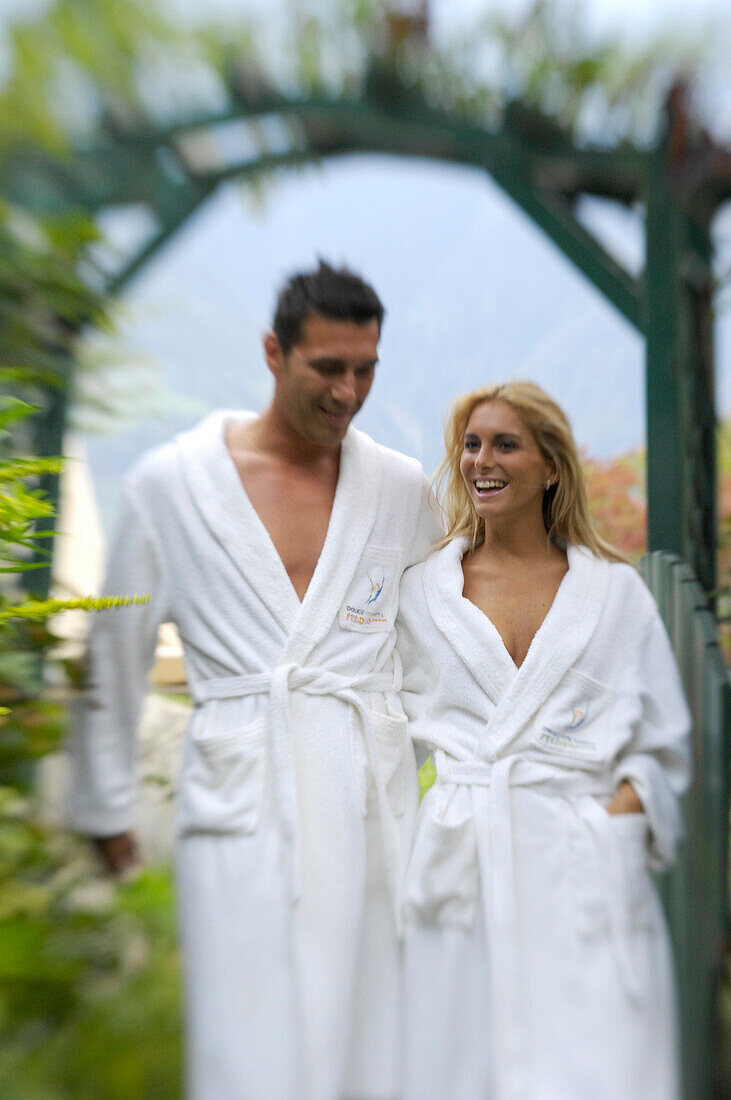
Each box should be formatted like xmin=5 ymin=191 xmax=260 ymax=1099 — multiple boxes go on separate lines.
xmin=191 ymin=664 xmax=403 ymax=916
xmin=421 ymin=751 xmax=644 ymax=1100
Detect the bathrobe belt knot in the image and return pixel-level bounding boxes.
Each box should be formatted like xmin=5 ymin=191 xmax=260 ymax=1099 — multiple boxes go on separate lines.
xmin=406 ymin=749 xmax=646 ymax=1098
xmin=191 ymin=663 xmax=403 ymax=914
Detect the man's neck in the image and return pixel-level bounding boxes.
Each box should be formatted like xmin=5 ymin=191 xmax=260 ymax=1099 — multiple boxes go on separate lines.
xmin=229 ymin=407 xmax=342 ymax=471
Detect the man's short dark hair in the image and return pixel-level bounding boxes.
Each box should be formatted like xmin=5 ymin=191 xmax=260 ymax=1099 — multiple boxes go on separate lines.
xmin=272 ymin=261 xmax=385 ymax=355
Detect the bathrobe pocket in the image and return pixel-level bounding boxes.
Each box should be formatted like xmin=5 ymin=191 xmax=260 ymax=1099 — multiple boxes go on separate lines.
xmin=353 ymin=708 xmax=410 ymax=816
xmin=178 ymin=714 xmax=267 ymax=837
xmin=572 ymin=798 xmax=656 ymax=938
xmin=604 ymin=810 xmax=657 ymax=928
xmin=339 ymin=547 xmax=401 ymax=633
xmin=531 ymin=669 xmax=629 ymax=764
xmin=403 ymin=784 xmax=479 ymax=929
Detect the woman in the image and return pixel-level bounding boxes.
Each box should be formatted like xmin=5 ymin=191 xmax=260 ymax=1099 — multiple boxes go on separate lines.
xmin=397 ymin=382 xmax=690 ymax=1100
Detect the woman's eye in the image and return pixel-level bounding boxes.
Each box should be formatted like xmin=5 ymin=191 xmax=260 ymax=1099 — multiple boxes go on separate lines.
xmin=463 ymin=440 xmax=479 ymax=450
xmin=498 ymin=440 xmax=517 ymax=451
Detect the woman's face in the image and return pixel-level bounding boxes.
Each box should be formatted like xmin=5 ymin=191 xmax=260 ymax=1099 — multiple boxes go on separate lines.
xmin=459 ymin=399 xmax=554 ymax=526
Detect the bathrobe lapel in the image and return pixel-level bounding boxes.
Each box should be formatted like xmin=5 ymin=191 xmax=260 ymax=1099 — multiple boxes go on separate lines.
xmin=423 ymin=537 xmax=516 ymax=708
xmin=483 ymin=545 xmax=610 ymax=755
xmin=423 ymin=540 xmax=610 ymax=755
xmin=285 ymin=427 xmax=382 ymax=660
xmin=177 ymin=414 xmax=382 ymax=662
xmin=177 ymin=411 xmax=300 ymax=636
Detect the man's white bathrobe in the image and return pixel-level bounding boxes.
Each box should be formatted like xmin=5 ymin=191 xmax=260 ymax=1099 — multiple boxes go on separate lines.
xmin=71 ymin=411 xmax=440 ymax=1100
xmin=396 ymin=538 xmax=691 ymax=1100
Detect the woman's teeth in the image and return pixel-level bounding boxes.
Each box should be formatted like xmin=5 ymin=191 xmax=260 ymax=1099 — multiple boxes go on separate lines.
xmin=475 ymin=479 xmax=507 ymax=493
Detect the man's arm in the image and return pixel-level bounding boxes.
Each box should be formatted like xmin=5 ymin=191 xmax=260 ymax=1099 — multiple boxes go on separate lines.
xmin=405 ymin=469 xmax=443 ymax=567
xmin=70 ymin=480 xmax=170 ymax=860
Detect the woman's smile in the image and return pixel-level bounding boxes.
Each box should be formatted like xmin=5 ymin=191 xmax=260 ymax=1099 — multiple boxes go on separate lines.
xmin=460 ymin=399 xmax=552 ymax=523
xmin=472 ymin=478 xmax=508 ymax=497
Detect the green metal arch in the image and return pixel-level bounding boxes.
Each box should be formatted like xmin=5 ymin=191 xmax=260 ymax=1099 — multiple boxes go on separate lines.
xmin=2 ymin=91 xmax=646 ymax=327
xmin=3 ymin=75 xmax=728 ymax=590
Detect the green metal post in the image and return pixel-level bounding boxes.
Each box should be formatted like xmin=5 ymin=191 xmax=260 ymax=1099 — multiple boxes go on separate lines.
xmin=645 ymin=123 xmax=687 ymax=560
xmin=645 ymin=105 xmax=717 ymax=594
xmin=681 ymin=215 xmax=716 ymax=596
xmin=643 ymin=553 xmax=730 ymax=1100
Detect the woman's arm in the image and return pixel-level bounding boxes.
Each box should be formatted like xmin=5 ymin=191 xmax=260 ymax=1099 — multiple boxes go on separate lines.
xmin=610 ymin=595 xmax=692 ymax=865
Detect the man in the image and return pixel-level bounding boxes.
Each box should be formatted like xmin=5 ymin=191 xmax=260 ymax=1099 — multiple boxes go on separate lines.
xmin=71 ymin=262 xmax=440 ymax=1100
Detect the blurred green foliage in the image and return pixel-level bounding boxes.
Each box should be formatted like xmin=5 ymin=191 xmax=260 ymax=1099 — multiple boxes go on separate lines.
xmin=0 ymin=400 xmax=181 ymax=1097
xmin=0 ymin=863 xmax=182 ymax=1100
xmin=418 ymin=755 xmax=436 ymax=801
xmin=0 ymin=4 xmax=185 ymax=1081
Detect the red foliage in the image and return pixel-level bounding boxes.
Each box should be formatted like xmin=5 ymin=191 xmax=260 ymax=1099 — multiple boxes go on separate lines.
xmin=583 ymin=451 xmax=646 ymax=560
xmin=582 ymin=446 xmax=730 ymax=663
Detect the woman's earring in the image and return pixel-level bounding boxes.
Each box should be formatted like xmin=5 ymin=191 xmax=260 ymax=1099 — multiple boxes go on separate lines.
xmin=545 ymin=478 xmax=552 ymax=491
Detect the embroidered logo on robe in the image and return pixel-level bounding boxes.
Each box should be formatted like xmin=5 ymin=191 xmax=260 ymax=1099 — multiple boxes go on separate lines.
xmin=539 ymin=729 xmax=597 ymax=752
xmin=366 ymin=574 xmax=385 ymax=606
xmin=339 ymin=550 xmax=399 ymax=632
xmin=567 ymin=706 xmax=588 ymax=729
xmin=531 ymin=670 xmax=618 ymax=761
xmin=538 ymin=701 xmax=596 ymax=752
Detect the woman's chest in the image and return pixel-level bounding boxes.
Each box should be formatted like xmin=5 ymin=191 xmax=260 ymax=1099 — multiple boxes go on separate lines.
xmin=461 ymin=569 xmax=565 ymax=669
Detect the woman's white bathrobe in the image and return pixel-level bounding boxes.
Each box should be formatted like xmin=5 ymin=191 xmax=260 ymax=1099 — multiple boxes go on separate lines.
xmin=396 ymin=539 xmax=691 ymax=1100
xmin=70 ymin=411 xmax=440 ymax=1100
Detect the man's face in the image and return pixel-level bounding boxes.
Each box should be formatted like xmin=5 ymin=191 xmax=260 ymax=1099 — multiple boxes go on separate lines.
xmin=266 ymin=312 xmax=379 ymax=447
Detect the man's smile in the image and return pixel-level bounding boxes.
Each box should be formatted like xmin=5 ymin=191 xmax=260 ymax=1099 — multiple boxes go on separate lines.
xmin=319 ymin=405 xmax=354 ymax=425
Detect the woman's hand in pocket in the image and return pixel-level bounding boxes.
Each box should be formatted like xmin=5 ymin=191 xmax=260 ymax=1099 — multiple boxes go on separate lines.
xmin=606 ymin=779 xmax=643 ymax=815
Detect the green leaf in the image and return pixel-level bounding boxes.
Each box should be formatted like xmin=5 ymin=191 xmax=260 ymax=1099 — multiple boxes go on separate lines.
xmin=0 ymin=400 xmax=37 ymax=433
xmin=0 ymin=919 xmax=82 ymax=981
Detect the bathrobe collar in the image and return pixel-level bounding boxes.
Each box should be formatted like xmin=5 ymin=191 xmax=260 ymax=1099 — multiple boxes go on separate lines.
xmin=422 ymin=537 xmax=610 ymax=756
xmin=423 ymin=537 xmax=514 ymax=708
xmin=176 ymin=411 xmax=383 ymax=656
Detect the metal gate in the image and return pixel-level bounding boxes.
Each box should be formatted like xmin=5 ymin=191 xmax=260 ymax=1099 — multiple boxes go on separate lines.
xmin=642 ymin=551 xmax=730 ymax=1099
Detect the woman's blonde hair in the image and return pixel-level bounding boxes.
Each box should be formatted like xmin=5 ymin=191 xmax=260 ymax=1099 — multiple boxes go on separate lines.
xmin=434 ymin=380 xmax=626 ymax=561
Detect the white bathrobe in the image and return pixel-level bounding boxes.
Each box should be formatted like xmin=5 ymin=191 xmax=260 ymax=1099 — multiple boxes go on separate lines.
xmin=396 ymin=538 xmax=691 ymax=1100
xmin=71 ymin=410 xmax=440 ymax=1100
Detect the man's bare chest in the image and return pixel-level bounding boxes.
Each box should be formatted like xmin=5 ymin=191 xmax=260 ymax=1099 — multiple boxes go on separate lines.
xmin=236 ymin=464 xmax=336 ymax=602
